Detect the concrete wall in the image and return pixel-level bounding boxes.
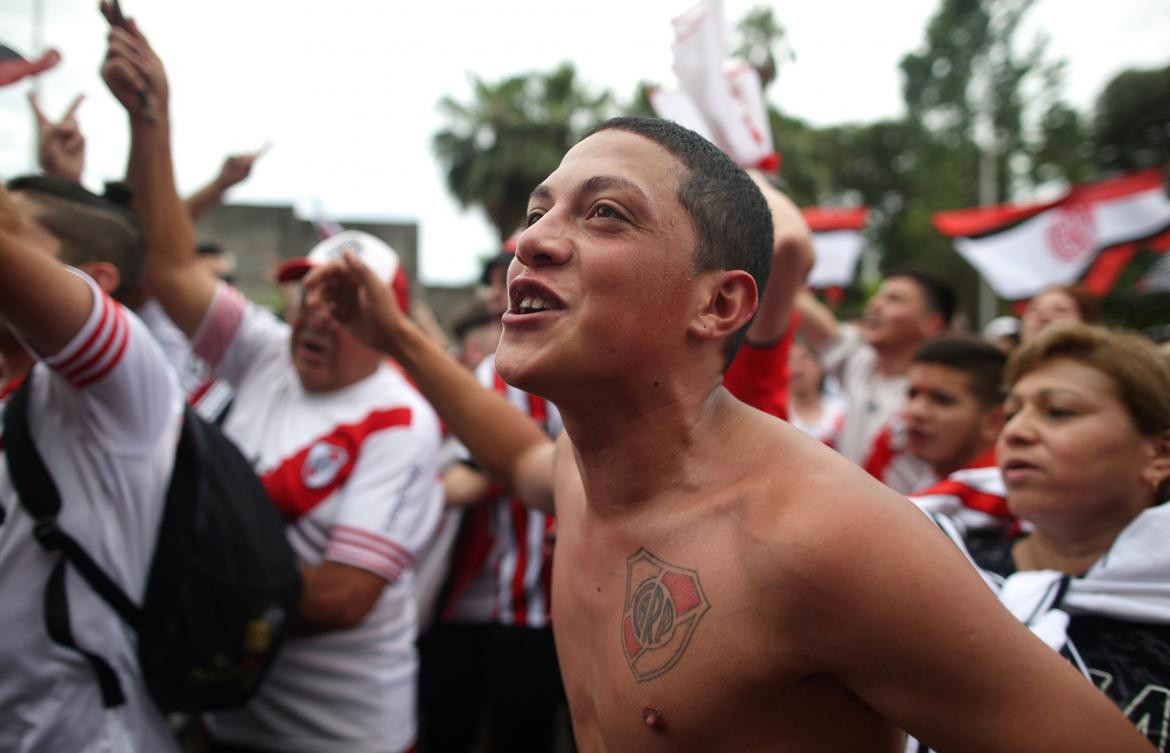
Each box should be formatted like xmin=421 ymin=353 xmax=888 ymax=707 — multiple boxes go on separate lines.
xmin=194 ymin=202 xmax=476 ymax=332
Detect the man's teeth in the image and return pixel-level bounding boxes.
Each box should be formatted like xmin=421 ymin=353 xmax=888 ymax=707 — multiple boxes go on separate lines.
xmin=518 ymin=296 xmax=553 ymax=312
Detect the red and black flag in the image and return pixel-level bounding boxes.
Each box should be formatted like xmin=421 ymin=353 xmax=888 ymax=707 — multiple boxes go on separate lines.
xmin=803 ymin=206 xmax=869 ymax=289
xmin=933 ymin=169 xmax=1170 ymax=300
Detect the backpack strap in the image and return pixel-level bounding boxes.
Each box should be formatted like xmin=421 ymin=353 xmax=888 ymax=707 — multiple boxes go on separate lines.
xmin=2 ymin=374 xmax=137 ymax=707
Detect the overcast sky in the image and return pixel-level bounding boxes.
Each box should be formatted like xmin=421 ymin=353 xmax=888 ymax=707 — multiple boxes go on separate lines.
xmin=2 ymin=0 xmax=1168 ymax=285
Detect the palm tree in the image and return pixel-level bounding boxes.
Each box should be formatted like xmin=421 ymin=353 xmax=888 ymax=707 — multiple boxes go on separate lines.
xmin=434 ymin=63 xmax=614 ymax=241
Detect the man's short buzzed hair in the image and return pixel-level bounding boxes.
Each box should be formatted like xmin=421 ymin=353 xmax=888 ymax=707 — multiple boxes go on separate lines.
xmin=583 ymin=117 xmax=773 ymax=366
xmin=6 ymin=175 xmax=144 ymax=304
xmin=912 ymin=335 xmax=1007 ymax=408
xmin=886 ymin=266 xmax=956 ymax=327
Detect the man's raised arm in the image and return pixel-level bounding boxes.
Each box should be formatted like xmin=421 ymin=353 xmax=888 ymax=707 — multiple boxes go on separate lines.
xmin=743 ymin=171 xmax=813 ymax=345
xmin=101 ymin=2 xmax=215 ymax=337
xmin=0 ymin=183 xmax=95 ymax=356
xmin=307 ymin=253 xmax=556 ymax=514
xmin=185 ymin=150 xmax=264 ymax=222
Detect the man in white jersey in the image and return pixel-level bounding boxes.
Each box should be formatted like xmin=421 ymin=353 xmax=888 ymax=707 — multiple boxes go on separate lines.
xmin=102 ymin=9 xmax=442 ymax=752
xmin=0 ymin=176 xmax=182 ymax=752
xmin=797 ymin=269 xmax=953 ymax=492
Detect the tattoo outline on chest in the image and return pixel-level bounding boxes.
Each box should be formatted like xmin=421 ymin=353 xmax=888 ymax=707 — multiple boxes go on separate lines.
xmin=621 ymin=547 xmax=711 ymax=682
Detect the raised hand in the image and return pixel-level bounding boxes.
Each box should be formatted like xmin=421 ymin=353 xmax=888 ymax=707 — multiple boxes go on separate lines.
xmin=216 ymin=149 xmax=265 ymax=191
xmin=304 ymin=251 xmax=407 ymax=356
xmin=99 ymin=1 xmax=167 ymax=122
xmin=29 ymin=92 xmax=86 ymax=181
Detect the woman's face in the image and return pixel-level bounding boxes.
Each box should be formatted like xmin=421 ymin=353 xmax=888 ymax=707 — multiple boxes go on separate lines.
xmin=787 ymin=341 xmax=822 ymax=395
xmin=997 ymin=357 xmax=1163 ymax=537
xmin=1020 ymin=289 xmax=1082 ymax=342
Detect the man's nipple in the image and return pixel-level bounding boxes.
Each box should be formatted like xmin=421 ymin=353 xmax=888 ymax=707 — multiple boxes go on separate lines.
xmin=643 ymin=706 xmax=667 ymax=731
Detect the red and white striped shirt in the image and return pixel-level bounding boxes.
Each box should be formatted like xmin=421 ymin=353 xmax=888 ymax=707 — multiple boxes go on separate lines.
xmin=444 ymin=354 xmax=561 ymax=629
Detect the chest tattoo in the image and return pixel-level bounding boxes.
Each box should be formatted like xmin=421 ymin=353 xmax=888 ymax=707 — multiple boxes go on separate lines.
xmin=621 ymin=547 xmax=711 ymax=682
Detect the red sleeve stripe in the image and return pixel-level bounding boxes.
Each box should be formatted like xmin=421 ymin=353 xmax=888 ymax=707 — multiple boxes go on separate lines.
xmin=193 ymin=284 xmax=246 ymax=368
xmin=60 ymin=301 xmax=130 ymax=388
xmin=62 ymin=302 xmax=123 ymax=381
xmin=324 ymin=548 xmax=404 ymax=584
xmin=331 ymin=524 xmax=414 ymax=567
xmin=74 ymin=313 xmax=131 ymax=389
xmin=52 ymin=291 xmax=114 ymax=374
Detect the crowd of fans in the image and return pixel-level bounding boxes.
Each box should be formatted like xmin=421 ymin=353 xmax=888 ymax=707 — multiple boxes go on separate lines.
xmin=1 ymin=6 xmax=1168 ymax=753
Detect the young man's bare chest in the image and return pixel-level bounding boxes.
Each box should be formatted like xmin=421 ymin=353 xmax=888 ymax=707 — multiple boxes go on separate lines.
xmin=548 ymin=485 xmax=901 ymax=753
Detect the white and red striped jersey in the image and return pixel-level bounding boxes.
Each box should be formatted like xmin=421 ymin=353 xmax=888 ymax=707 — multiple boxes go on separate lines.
xmin=908 ymin=449 xmax=1015 ymax=536
xmin=444 ymin=353 xmax=561 ymax=629
xmin=194 ymin=284 xmax=442 ymax=753
xmin=0 ymin=272 xmax=182 ymax=753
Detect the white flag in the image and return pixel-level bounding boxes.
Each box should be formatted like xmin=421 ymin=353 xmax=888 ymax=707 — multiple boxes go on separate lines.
xmin=650 ymin=0 xmax=777 ymax=169
xmin=934 ymin=170 xmax=1170 ymax=300
xmin=803 ymin=207 xmax=869 ymax=288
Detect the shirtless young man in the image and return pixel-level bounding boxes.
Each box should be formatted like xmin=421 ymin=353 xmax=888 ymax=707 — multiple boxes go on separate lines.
xmin=309 ymin=117 xmax=1152 ymax=753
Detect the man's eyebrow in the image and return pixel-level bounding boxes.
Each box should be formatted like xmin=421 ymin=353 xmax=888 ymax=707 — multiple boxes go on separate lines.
xmin=528 ymin=175 xmax=650 ymax=205
xmin=529 ymin=183 xmax=552 ymax=203
xmin=581 ymin=175 xmax=649 ymax=203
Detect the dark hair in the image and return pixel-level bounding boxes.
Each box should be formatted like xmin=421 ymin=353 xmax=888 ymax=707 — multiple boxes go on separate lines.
xmin=885 ymin=266 xmax=956 ymax=326
xmin=6 ymin=175 xmax=144 ymax=304
xmin=583 ymin=117 xmax=773 ymax=368
xmin=912 ymin=335 xmax=1007 ymax=408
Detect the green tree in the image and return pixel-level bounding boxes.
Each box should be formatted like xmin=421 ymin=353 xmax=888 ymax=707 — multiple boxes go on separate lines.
xmin=1093 ymin=64 xmax=1170 ymax=171
xmin=734 ymin=6 xmax=793 ymax=92
xmin=434 ymin=63 xmax=614 ymax=241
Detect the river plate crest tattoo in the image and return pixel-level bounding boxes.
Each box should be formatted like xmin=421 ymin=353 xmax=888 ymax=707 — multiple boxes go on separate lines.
xmin=622 ymin=548 xmax=711 ymax=682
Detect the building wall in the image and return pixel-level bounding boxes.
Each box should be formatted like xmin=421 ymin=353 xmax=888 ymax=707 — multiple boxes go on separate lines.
xmin=194 ymin=202 xmax=476 ymax=332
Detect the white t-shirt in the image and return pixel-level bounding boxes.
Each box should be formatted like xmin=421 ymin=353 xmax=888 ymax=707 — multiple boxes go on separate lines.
xmin=195 ymin=285 xmax=443 ymax=753
xmin=0 ymin=273 xmax=182 ymax=753
xmin=817 ymin=323 xmax=909 ymax=465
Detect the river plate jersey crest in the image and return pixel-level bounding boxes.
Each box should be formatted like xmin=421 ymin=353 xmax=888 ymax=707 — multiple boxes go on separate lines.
xmin=622 ymin=548 xmax=711 ymax=682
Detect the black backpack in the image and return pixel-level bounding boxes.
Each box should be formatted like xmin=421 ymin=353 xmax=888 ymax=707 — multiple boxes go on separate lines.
xmin=3 ymin=374 xmax=302 ymax=713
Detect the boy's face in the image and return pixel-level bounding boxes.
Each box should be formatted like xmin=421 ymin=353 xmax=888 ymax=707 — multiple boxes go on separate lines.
xmin=495 ymin=129 xmax=699 ymax=398
xmin=861 ymin=276 xmax=937 ymax=350
xmin=903 ymin=362 xmax=1002 ymax=476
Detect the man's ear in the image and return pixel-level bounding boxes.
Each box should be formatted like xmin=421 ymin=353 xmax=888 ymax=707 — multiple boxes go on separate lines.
xmin=919 ymin=311 xmax=946 ymax=339
xmin=77 ymin=261 xmax=121 ymax=296
xmin=688 ymin=269 xmax=758 ymax=343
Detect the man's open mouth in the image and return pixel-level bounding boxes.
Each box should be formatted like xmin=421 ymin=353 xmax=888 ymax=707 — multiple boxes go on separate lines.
xmin=508 ymin=279 xmax=565 ymax=315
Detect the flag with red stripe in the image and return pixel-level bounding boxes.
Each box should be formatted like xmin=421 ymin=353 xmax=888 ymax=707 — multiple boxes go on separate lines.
xmin=803 ymin=207 xmax=869 ymax=288
xmin=933 ymin=169 xmax=1170 ymax=300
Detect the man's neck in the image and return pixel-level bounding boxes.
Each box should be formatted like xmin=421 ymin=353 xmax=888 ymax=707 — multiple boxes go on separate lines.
xmin=872 ymin=341 xmax=919 ymax=378
xmin=933 ymin=443 xmax=997 ymax=478
xmin=558 ymin=375 xmax=732 ymax=515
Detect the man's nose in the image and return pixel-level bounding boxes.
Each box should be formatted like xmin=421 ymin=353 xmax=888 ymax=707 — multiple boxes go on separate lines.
xmin=514 ymin=211 xmax=572 ymax=270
